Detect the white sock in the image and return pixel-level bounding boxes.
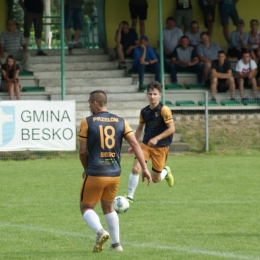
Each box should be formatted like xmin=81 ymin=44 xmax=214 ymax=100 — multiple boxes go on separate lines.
xmin=128 ymin=173 xmax=139 ymax=199
xmin=160 ymin=168 xmax=168 ymax=181
xmin=105 ymin=211 xmax=119 ymax=244
xmin=83 ymin=209 xmax=103 ymax=233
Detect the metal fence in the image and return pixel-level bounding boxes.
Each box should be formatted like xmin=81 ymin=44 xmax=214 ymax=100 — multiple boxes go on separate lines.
xmin=0 ymin=91 xmax=260 ymax=159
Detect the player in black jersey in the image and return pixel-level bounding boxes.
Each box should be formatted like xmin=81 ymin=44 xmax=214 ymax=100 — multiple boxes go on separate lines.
xmin=78 ymin=90 xmax=151 ymax=253
xmin=126 ymin=81 xmax=175 ymax=203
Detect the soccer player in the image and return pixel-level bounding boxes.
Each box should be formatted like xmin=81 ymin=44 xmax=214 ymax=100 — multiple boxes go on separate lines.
xmin=126 ymin=81 xmax=175 ymax=203
xmin=78 ymin=90 xmax=152 ymax=253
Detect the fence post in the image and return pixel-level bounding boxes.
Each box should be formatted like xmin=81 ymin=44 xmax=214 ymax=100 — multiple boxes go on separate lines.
xmin=205 ymin=92 xmax=209 ymax=152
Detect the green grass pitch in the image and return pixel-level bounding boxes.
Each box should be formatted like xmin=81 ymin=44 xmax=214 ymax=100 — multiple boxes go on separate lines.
xmin=0 ymin=153 xmax=260 ymax=260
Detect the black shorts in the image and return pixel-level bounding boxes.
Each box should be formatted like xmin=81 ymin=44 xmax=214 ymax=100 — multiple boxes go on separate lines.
xmin=200 ymin=5 xmax=215 ymax=28
xmin=129 ymin=3 xmax=148 ymax=20
xmin=217 ymin=79 xmax=229 ymax=92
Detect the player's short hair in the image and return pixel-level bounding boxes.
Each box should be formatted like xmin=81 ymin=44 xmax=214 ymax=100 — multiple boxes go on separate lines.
xmin=190 ymin=21 xmax=199 ymax=27
xmin=147 ymin=81 xmax=162 ymax=93
xmin=180 ymin=35 xmax=189 ymax=41
xmin=200 ymin=31 xmax=209 ymax=38
xmin=242 ymin=49 xmax=250 ymax=56
xmin=121 ymin=21 xmax=129 ymax=26
xmin=250 ymin=19 xmax=259 ymax=26
xmin=166 ymin=17 xmax=175 ymax=23
xmin=89 ymin=90 xmax=107 ymax=107
xmin=218 ymin=50 xmax=226 ymax=56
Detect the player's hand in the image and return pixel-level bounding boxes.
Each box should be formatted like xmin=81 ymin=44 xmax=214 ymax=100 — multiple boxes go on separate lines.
xmin=128 ymin=147 xmax=134 ymax=154
xmin=148 ymin=137 xmax=158 ymax=147
xmin=142 ymin=168 xmax=152 ymax=186
xmin=119 ymin=22 xmax=123 ymax=30
xmin=139 ymin=43 xmax=146 ymax=49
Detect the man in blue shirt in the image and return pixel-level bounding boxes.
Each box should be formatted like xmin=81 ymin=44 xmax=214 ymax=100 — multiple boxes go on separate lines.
xmin=132 ymin=36 xmax=160 ymax=90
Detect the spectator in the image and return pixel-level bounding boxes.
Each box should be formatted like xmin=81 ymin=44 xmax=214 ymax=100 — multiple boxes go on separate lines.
xmin=216 ymin=0 xmax=239 ymax=43
xmin=0 ymin=19 xmax=30 ymax=71
xmin=248 ymin=19 xmax=260 ymax=62
xmin=157 ymin=17 xmax=183 ymax=59
xmin=197 ymin=32 xmax=221 ymax=86
xmin=256 ymin=48 xmax=260 ymax=86
xmin=210 ymin=50 xmax=236 ymax=100
xmin=19 ymin=0 xmax=47 ymax=55
xmin=170 ymin=36 xmax=203 ymax=84
xmin=174 ymin=0 xmax=193 ymax=32
xmin=185 ymin=21 xmax=202 ymax=48
xmin=1 ymin=55 xmax=21 ymax=100
xmin=115 ymin=21 xmax=138 ymax=69
xmin=235 ymin=49 xmax=258 ymax=100
xmin=132 ymin=36 xmax=160 ymax=90
xmin=199 ymin=0 xmax=216 ymax=37
xmin=64 ymin=0 xmax=84 ymax=49
xmin=129 ymin=0 xmax=148 ymax=37
xmin=228 ymin=19 xmax=249 ymax=60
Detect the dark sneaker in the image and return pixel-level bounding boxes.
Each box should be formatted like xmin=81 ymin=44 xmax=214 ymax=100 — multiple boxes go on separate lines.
xmin=118 ymin=62 xmax=126 ymax=69
xmin=73 ymin=42 xmax=83 ymax=48
xmin=37 ymin=50 xmax=47 ymax=56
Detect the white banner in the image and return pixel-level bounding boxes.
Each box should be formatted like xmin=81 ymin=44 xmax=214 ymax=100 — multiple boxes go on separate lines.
xmin=0 ymin=101 xmax=76 ymax=151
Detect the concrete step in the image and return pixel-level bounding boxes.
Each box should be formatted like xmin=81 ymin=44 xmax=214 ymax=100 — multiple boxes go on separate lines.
xmin=0 ymin=93 xmax=50 ymax=100
xmin=34 ymin=70 xmax=125 ymax=79
xmin=30 ymin=54 xmax=110 ymax=64
xmin=45 ymin=85 xmax=138 ymax=94
xmin=31 ymin=61 xmax=118 ymax=72
xmin=39 ymin=77 xmax=133 ymax=87
xmin=29 ymin=48 xmax=105 ymax=56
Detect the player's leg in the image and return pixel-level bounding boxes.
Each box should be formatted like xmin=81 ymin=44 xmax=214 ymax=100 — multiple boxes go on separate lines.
xmin=249 ymin=78 xmax=258 ymax=98
xmin=2 ymin=82 xmax=14 ymax=100
xmin=101 ymin=176 xmax=123 ymax=251
xmin=220 ymin=9 xmax=230 ymax=43
xmin=127 ymin=142 xmax=149 ymax=201
xmin=227 ymin=77 xmax=235 ymax=99
xmin=203 ymin=62 xmax=212 ymax=85
xmin=150 ymin=146 xmax=174 ymax=187
xmin=138 ymin=4 xmax=148 ymax=37
xmin=23 ymin=10 xmax=33 ymax=46
xmin=80 ymin=175 xmax=110 ymax=253
xmin=183 ymin=10 xmax=193 ymax=32
xmin=14 ymin=83 xmax=21 ymax=100
xmin=174 ymin=9 xmax=182 ymax=28
xmin=238 ymin=77 xmax=245 ymax=98
xmin=210 ymin=76 xmax=218 ymax=99
xmin=129 ymin=3 xmax=138 ymax=30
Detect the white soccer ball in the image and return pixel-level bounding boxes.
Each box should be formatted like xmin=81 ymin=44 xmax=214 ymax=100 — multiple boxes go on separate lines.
xmin=113 ymin=196 xmax=130 ymax=213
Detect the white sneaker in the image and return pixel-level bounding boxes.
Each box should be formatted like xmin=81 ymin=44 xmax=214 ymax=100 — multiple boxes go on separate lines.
xmin=93 ymin=229 xmax=110 ymax=253
xmin=110 ymin=243 xmax=123 ymax=251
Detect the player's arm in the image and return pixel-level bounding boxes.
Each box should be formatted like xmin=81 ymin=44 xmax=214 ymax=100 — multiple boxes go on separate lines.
xmin=79 ymin=140 xmax=88 ymax=178
xmin=198 ymin=54 xmax=211 ymax=63
xmin=211 ymin=68 xmax=232 ymax=79
xmin=148 ymin=121 xmax=175 ymax=147
xmin=128 ymin=122 xmax=144 ymax=154
xmin=125 ymin=134 xmax=152 ymax=185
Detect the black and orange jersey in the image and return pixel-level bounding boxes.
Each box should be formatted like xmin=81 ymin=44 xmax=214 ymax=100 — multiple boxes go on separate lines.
xmin=78 ymin=111 xmax=134 ymax=177
xmin=140 ymin=102 xmax=173 ymax=147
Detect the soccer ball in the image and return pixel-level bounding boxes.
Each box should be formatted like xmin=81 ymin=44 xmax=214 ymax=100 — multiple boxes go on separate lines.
xmin=113 ymin=196 xmax=130 ymax=213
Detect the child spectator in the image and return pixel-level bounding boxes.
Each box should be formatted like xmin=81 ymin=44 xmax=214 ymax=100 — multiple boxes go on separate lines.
xmin=174 ymin=0 xmax=193 ymax=32
xmin=0 ymin=55 xmax=21 ymax=100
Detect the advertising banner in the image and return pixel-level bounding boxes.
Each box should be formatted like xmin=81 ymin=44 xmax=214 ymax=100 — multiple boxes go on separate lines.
xmin=0 ymin=101 xmax=76 ymax=151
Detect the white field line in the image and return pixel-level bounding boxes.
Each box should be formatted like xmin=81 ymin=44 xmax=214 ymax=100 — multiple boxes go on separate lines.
xmin=0 ymin=222 xmax=259 ymax=260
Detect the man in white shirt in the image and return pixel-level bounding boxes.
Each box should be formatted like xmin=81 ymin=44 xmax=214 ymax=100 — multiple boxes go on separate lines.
xmin=235 ymin=49 xmax=258 ymax=100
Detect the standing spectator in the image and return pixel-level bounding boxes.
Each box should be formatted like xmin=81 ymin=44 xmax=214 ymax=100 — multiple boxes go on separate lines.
xmin=248 ymin=19 xmax=260 ymax=62
xmin=210 ymin=50 xmax=236 ymax=100
xmin=64 ymin=0 xmax=84 ymax=49
xmin=185 ymin=21 xmax=202 ymax=48
xmin=129 ymin=0 xmax=148 ymax=37
xmin=199 ymin=0 xmax=216 ymax=37
xmin=115 ymin=21 xmax=138 ymax=69
xmin=132 ymin=36 xmax=160 ymax=90
xmin=0 ymin=19 xmax=30 ymax=71
xmin=157 ymin=17 xmax=183 ymax=59
xmin=235 ymin=49 xmax=258 ymax=100
xmin=78 ymin=90 xmax=151 ymax=252
xmin=174 ymin=0 xmax=193 ymax=32
xmin=216 ymin=0 xmax=239 ymax=43
xmin=197 ymin=32 xmax=221 ymax=86
xmin=1 ymin=55 xmax=21 ymax=100
xmin=170 ymin=36 xmax=203 ymax=84
xmin=19 ymin=0 xmax=47 ymax=55
xmin=228 ymin=19 xmax=249 ymax=60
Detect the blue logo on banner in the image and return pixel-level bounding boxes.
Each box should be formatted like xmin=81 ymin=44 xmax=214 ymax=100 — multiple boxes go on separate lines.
xmin=0 ymin=106 xmax=15 ymax=146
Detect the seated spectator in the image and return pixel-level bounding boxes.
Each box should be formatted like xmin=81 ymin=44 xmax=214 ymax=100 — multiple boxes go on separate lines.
xmin=235 ymin=49 xmax=258 ymax=100
xmin=64 ymin=0 xmax=84 ymax=49
xmin=0 ymin=19 xmax=30 ymax=71
xmin=210 ymin=50 xmax=235 ymax=100
xmin=185 ymin=21 xmax=202 ymax=48
xmin=157 ymin=17 xmax=183 ymax=59
xmin=0 ymin=55 xmax=21 ymax=100
xmin=128 ymin=0 xmax=148 ymax=37
xmin=170 ymin=36 xmax=203 ymax=84
xmin=256 ymin=48 xmax=260 ymax=86
xmin=228 ymin=19 xmax=249 ymax=60
xmin=216 ymin=0 xmax=239 ymax=43
xmin=197 ymin=32 xmax=221 ymax=86
xmin=199 ymin=0 xmax=216 ymax=37
xmin=248 ymin=19 xmax=260 ymax=62
xmin=115 ymin=21 xmax=138 ymax=69
xmin=174 ymin=0 xmax=193 ymax=32
xmin=132 ymin=36 xmax=160 ymax=90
